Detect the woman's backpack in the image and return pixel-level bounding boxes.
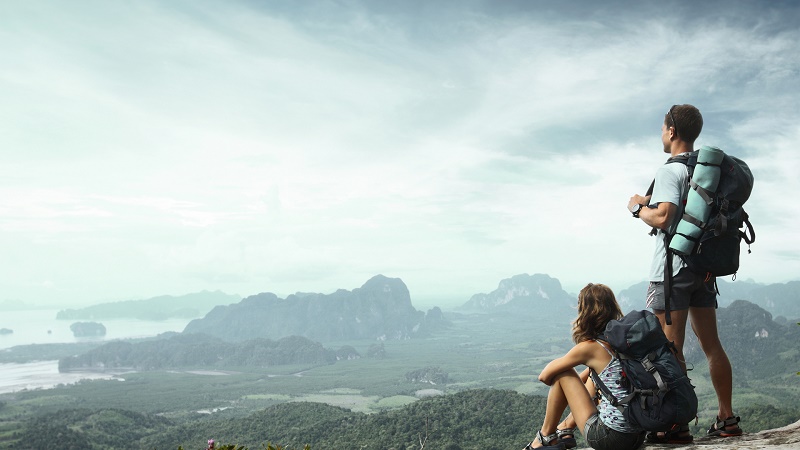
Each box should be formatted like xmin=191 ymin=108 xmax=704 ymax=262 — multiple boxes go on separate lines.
xmin=590 ymin=310 xmax=698 ymax=431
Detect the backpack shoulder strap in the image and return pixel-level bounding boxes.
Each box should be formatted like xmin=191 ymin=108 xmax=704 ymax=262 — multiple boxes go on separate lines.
xmin=590 ymin=368 xmax=621 ymax=408
xmin=645 ymin=152 xmax=695 ymax=233
xmin=659 ymin=151 xmax=696 ymax=325
xmin=590 ymin=341 xmax=639 ymax=412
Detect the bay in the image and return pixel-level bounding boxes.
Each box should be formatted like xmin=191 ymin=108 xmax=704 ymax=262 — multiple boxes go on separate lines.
xmin=0 ymin=360 xmax=126 ymax=394
xmin=0 ymin=309 xmax=191 ymax=350
xmin=0 ymin=309 xmax=193 ymax=393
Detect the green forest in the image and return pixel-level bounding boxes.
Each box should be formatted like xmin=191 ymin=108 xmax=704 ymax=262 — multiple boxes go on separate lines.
xmin=58 ymin=334 xmax=347 ymax=371
xmin=4 ymin=390 xmax=799 ymax=450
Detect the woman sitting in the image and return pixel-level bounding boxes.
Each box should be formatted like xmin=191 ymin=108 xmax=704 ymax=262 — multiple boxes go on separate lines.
xmin=523 ymin=283 xmax=646 ymax=450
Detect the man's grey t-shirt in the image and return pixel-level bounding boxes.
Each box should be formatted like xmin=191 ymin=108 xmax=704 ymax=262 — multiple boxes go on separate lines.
xmin=648 ymin=160 xmax=689 ymax=282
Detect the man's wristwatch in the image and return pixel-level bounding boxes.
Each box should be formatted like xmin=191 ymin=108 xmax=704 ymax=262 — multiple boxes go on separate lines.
xmin=629 ymin=203 xmax=644 ymax=218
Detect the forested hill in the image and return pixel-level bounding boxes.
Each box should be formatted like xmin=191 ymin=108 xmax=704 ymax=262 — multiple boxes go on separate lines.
xmin=11 ymin=389 xmax=550 ymax=450
xmin=183 ymin=275 xmax=448 ymax=342
xmin=684 ymin=299 xmax=800 ymax=378
xmin=10 ymin=390 xmax=800 ymax=450
xmin=56 ymin=290 xmax=242 ymax=320
xmin=57 ymin=333 xmax=345 ymax=372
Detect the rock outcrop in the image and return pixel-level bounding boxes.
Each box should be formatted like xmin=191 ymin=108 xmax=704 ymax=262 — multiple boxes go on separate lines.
xmin=578 ymin=419 xmax=800 ymax=449
xmin=183 ymin=275 xmax=443 ymax=342
xmin=458 ymin=273 xmax=575 ymax=318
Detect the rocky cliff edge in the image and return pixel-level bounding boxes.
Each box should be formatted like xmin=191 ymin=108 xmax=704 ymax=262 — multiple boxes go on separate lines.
xmin=580 ymin=419 xmax=800 ymax=449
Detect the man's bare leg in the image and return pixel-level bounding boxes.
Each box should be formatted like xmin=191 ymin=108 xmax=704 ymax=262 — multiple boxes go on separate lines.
xmin=690 ymin=306 xmax=735 ymax=423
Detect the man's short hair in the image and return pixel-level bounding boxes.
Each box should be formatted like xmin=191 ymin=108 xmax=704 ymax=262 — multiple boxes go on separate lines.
xmin=665 ymin=104 xmax=703 ymax=143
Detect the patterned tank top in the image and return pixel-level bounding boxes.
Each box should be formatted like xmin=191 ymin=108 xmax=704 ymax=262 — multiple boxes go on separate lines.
xmin=596 ymin=341 xmax=642 ymax=433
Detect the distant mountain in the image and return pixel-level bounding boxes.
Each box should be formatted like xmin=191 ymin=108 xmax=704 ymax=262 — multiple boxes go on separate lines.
xmin=716 ymin=278 xmax=762 ymax=307
xmin=616 ymin=281 xmax=649 ymax=312
xmin=618 ymin=278 xmax=799 ymax=319
xmin=56 ymin=291 xmax=241 ymax=321
xmin=743 ymin=281 xmax=800 ymax=319
xmin=58 ymin=333 xmax=338 ymax=372
xmin=183 ymin=275 xmax=447 ymax=342
xmin=684 ymin=300 xmax=800 ymax=378
xmin=458 ymin=273 xmax=575 ymax=318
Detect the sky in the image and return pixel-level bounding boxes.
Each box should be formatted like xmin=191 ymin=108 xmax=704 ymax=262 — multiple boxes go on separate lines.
xmin=1 ymin=0 xmax=799 ymax=309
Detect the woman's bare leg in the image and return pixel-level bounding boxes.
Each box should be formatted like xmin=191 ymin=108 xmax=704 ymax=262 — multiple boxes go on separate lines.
xmin=558 ymin=369 xmax=596 ymax=431
xmin=528 ymin=369 xmax=598 ymax=448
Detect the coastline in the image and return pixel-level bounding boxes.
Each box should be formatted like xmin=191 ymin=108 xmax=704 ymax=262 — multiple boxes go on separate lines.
xmin=0 ymin=360 xmax=122 ymax=395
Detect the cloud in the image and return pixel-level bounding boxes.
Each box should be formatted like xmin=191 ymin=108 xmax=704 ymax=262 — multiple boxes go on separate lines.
xmin=1 ymin=1 xmax=798 ymax=305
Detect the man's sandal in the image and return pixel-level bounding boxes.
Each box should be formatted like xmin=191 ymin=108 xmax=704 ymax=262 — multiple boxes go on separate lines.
xmin=707 ymin=416 xmax=743 ymax=437
xmin=522 ymin=430 xmax=566 ymax=450
xmin=646 ymin=423 xmax=693 ymax=444
xmin=556 ymin=427 xmax=578 ymax=449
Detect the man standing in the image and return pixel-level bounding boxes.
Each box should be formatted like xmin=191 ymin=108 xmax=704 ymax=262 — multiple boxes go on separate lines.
xmin=627 ymin=104 xmax=742 ymax=443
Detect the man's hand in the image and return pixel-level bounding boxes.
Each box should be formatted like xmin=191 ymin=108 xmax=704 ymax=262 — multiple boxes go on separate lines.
xmin=628 ymin=194 xmax=650 ymax=211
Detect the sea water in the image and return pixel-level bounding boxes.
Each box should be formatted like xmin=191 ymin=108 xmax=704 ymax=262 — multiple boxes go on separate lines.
xmin=0 ymin=309 xmax=192 ymax=393
xmin=0 ymin=309 xmax=191 ymax=349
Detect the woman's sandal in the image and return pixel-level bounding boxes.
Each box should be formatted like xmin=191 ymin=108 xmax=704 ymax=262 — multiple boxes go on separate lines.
xmin=522 ymin=430 xmax=566 ymax=450
xmin=707 ymin=415 xmax=743 ymax=437
xmin=645 ymin=423 xmax=693 ymax=444
xmin=556 ymin=427 xmax=578 ymax=449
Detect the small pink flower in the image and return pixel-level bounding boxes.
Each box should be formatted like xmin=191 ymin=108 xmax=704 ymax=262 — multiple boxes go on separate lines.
xmin=207 ymin=439 xmax=215 ymax=450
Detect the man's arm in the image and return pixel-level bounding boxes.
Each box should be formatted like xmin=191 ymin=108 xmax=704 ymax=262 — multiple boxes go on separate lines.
xmin=639 ymin=201 xmax=678 ymax=231
xmin=630 ymin=163 xmax=684 ymax=231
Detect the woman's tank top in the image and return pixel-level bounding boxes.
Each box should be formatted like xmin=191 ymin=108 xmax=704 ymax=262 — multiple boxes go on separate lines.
xmin=596 ymin=341 xmax=641 ymax=433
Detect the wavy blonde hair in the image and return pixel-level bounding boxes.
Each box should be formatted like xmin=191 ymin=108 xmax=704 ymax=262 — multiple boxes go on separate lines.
xmin=571 ymin=283 xmax=623 ymax=344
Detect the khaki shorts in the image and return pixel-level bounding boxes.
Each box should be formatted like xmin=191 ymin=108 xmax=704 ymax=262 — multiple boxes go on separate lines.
xmin=646 ymin=267 xmax=717 ymax=311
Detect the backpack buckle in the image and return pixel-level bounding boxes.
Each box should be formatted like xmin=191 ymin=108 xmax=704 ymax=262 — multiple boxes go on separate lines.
xmin=642 ymin=356 xmax=657 ymax=373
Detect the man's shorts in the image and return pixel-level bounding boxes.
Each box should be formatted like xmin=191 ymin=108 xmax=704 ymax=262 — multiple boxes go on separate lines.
xmin=646 ymin=267 xmax=717 ymax=311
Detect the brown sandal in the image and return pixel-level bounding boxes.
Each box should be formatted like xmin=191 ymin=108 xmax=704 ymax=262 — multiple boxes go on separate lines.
xmin=707 ymin=416 xmax=743 ymax=437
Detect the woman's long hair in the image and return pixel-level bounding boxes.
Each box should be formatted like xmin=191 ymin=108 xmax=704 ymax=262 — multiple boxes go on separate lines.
xmin=571 ymin=283 xmax=623 ymax=344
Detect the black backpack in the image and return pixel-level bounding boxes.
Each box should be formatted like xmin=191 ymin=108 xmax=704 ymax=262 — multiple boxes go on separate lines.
xmin=590 ymin=310 xmax=698 ymax=431
xmin=646 ymin=148 xmax=756 ymax=324
xmin=667 ymin=149 xmax=755 ymax=276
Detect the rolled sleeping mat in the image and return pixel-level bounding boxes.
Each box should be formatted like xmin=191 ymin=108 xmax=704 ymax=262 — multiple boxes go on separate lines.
xmin=669 ymin=146 xmax=725 ymax=255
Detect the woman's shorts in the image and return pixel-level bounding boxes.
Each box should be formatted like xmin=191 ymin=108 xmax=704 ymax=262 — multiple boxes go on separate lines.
xmin=584 ymin=413 xmax=645 ymax=450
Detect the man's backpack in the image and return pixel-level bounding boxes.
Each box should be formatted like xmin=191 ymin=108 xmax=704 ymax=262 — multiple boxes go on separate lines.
xmin=590 ymin=310 xmax=698 ymax=431
xmin=646 ymin=146 xmax=756 ymax=324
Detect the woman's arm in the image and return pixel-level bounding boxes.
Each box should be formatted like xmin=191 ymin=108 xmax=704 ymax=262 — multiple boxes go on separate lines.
xmin=538 ymin=342 xmax=595 ymax=386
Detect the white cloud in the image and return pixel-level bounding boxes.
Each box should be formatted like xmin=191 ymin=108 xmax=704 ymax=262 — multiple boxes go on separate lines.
xmin=0 ymin=1 xmax=798 ymax=306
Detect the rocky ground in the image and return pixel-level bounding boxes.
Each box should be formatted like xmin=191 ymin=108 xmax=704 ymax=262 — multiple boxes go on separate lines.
xmin=576 ymin=419 xmax=800 ymax=450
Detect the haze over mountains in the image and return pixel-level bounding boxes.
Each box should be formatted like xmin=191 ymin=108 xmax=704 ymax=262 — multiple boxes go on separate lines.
xmin=45 ymin=272 xmax=800 ymax=381
xmin=50 ymin=273 xmax=800 ymax=340
xmin=458 ymin=273 xmax=574 ymax=317
xmin=55 ymin=291 xmax=242 ymax=321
